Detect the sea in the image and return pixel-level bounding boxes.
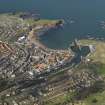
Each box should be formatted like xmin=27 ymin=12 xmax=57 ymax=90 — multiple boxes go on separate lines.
xmin=0 ymin=0 xmax=105 ymax=49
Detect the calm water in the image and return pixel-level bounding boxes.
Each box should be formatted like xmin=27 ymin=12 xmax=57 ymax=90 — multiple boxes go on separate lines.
xmin=0 ymin=0 xmax=105 ymax=49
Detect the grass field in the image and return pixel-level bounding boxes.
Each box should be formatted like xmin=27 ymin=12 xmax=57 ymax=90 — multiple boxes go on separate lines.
xmin=79 ymin=39 xmax=105 ymax=64
xmin=83 ymin=91 xmax=105 ymax=105
xmin=24 ymin=17 xmax=60 ymax=26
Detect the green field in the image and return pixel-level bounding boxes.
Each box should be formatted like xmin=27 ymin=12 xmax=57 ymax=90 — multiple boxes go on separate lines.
xmin=79 ymin=39 xmax=105 ymax=64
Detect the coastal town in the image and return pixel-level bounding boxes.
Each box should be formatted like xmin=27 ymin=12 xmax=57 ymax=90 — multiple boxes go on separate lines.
xmin=0 ymin=12 xmax=105 ymax=105
xmin=0 ymin=12 xmax=74 ymax=105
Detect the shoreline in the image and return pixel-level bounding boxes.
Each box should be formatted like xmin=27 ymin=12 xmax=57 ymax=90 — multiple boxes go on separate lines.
xmin=27 ymin=19 xmax=64 ymax=50
xmin=28 ymin=28 xmax=47 ymax=49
